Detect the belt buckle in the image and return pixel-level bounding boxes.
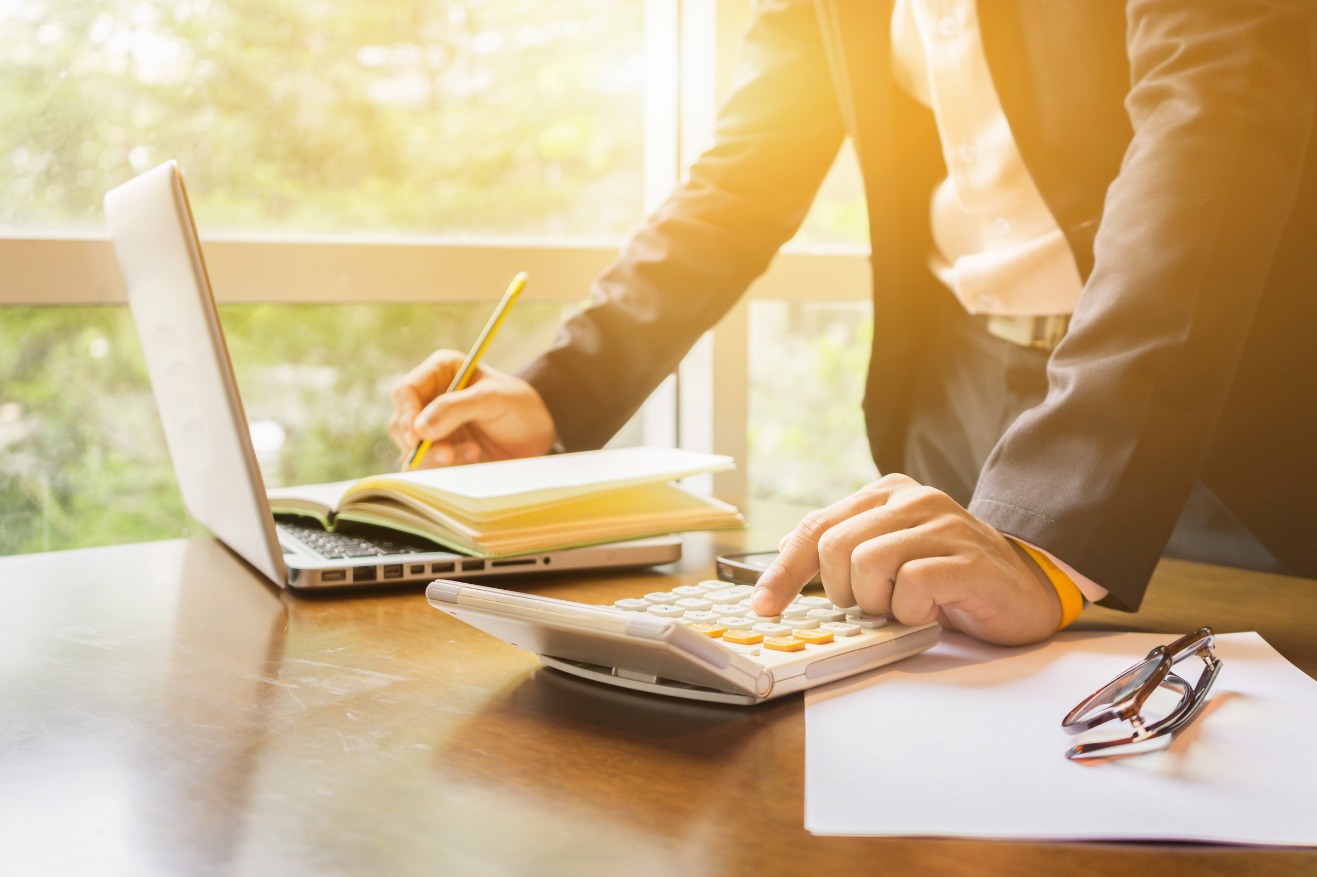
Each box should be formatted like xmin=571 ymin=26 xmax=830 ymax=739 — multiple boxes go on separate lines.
xmin=986 ymin=314 xmax=1069 ymax=352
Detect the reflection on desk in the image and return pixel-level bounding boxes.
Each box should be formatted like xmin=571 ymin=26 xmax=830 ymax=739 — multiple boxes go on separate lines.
xmin=2 ymin=519 xmax=1316 ymax=876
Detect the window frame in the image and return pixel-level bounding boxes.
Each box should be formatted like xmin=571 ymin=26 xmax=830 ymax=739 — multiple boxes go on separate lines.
xmin=1 ymin=0 xmax=871 ymax=510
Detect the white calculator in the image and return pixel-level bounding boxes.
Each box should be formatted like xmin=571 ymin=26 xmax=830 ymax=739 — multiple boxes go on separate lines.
xmin=426 ymin=578 xmax=941 ymax=704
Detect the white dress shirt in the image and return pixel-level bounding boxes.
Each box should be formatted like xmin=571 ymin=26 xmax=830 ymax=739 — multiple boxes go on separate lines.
xmin=892 ymin=0 xmax=1085 ymax=317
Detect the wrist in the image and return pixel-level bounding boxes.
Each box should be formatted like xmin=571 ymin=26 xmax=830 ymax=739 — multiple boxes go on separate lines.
xmin=1006 ymin=537 xmax=1084 ymax=630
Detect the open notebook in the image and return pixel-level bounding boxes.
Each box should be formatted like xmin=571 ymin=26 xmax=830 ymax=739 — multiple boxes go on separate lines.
xmin=268 ymin=446 xmax=745 ymax=557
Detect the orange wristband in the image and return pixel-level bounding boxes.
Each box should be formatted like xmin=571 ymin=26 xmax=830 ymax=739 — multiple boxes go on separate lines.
xmin=1009 ymin=538 xmax=1085 ymax=630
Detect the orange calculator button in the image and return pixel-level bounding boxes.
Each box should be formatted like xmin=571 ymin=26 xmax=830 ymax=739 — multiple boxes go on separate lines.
xmin=689 ymin=623 xmax=728 ymax=638
xmin=722 ymin=630 xmax=764 ymax=645
xmin=792 ymin=629 xmax=835 ymax=645
xmin=764 ymin=636 xmax=806 ymax=652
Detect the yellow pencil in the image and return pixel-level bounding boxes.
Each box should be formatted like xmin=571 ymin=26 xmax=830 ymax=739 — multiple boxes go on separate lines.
xmin=404 ymin=271 xmax=528 ymax=471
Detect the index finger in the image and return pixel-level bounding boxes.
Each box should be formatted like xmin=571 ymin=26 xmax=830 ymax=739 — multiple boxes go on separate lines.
xmin=390 ymin=350 xmax=467 ymax=413
xmin=749 ymin=475 xmax=917 ymax=615
xmin=750 ymin=506 xmax=849 ymax=616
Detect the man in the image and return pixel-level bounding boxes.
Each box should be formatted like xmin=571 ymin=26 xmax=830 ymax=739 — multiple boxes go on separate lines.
xmin=390 ymin=1 xmax=1317 ymax=645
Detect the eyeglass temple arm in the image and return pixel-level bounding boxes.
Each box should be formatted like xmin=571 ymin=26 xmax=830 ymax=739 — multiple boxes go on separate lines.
xmin=1160 ymin=657 xmax=1222 ymax=736
xmin=1150 ymin=627 xmax=1215 ymax=664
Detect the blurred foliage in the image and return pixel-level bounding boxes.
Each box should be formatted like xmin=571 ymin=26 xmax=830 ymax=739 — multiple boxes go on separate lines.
xmin=0 ymin=0 xmax=644 ymax=235
xmin=748 ymin=302 xmax=877 ymax=506
xmin=0 ymin=307 xmax=190 ymax=552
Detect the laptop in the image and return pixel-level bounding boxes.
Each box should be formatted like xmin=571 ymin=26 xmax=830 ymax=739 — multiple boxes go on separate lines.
xmin=103 ymin=161 xmax=682 ymax=590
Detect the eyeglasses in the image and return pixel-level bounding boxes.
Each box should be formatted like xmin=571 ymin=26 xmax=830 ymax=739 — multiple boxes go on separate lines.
xmin=1061 ymin=627 xmax=1222 ymax=760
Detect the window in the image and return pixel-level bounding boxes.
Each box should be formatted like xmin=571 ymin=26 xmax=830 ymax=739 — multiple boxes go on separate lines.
xmin=3 ymin=0 xmax=873 ymax=557
xmin=1 ymin=0 xmax=648 ymax=555
xmin=747 ymin=299 xmax=876 ymax=506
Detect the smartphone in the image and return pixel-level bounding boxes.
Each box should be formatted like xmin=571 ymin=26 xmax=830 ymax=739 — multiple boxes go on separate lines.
xmin=715 ymin=551 xmax=822 ymax=587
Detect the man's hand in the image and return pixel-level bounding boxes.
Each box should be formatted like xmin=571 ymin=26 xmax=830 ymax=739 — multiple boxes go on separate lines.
xmin=750 ymin=474 xmax=1062 ymax=645
xmin=388 ymin=349 xmax=558 ymax=468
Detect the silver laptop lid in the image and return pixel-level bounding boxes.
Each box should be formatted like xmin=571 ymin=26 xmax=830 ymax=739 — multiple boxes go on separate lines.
xmin=104 ymin=161 xmax=289 ymax=586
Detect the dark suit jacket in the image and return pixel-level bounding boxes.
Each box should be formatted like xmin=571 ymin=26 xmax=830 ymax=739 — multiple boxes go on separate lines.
xmin=520 ymin=0 xmax=1317 ymax=610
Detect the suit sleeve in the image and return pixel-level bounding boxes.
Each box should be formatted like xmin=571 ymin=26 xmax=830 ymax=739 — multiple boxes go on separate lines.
xmin=970 ymin=0 xmax=1317 ymax=609
xmin=518 ymin=0 xmax=846 ymax=451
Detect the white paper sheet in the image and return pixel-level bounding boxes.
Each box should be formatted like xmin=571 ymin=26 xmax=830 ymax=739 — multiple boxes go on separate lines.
xmin=805 ymin=631 xmax=1317 ymax=844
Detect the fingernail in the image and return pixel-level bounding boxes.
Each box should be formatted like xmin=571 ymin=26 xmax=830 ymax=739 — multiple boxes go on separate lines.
xmin=750 ymin=587 xmax=772 ymax=614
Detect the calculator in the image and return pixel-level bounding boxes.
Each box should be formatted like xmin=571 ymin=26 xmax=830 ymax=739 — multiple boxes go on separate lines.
xmin=426 ymin=578 xmax=941 ymax=704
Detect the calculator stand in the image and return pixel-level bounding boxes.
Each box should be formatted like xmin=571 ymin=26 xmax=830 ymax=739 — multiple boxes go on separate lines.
xmin=539 ymin=655 xmax=767 ymax=705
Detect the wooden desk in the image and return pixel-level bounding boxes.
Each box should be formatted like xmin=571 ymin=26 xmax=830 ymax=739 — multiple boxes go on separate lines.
xmin=3 ymin=515 xmax=1315 ymax=876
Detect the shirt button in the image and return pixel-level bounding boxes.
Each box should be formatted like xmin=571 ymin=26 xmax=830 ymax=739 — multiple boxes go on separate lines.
xmin=992 ymin=217 xmax=1013 ymax=236
xmin=956 ymin=140 xmax=978 ymax=164
xmin=937 ymin=14 xmax=960 ymax=37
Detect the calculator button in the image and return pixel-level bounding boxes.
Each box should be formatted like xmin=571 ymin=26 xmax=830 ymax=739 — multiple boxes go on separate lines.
xmin=799 ymin=596 xmax=832 ymax=609
xmin=792 ymin=628 xmax=835 ymax=645
xmin=764 ymin=636 xmax=806 ymax=652
xmin=690 ymin=623 xmax=729 ymax=638
xmin=613 ymin=598 xmax=651 ymax=611
xmin=809 ymin=607 xmax=848 ymax=622
xmin=821 ymin=621 xmax=861 ymax=637
xmin=782 ymin=606 xmax=810 ymax=619
xmin=644 ymin=591 xmax=680 ymax=605
xmin=676 ymin=597 xmax=714 ymax=612
xmin=704 ymin=587 xmax=746 ymax=604
xmin=673 ymin=585 xmax=708 ymax=598
xmin=784 ymin=617 xmax=821 ymax=630
xmin=846 ymin=613 xmax=888 ymax=629
xmin=718 ymin=616 xmax=755 ymax=630
xmin=646 ymin=605 xmax=686 ymax=618
xmin=752 ymin=622 xmax=790 ymax=638
xmin=711 ymin=603 xmax=743 ymax=616
xmin=685 ymin=611 xmax=721 ymax=624
xmin=723 ymin=629 xmax=764 ymax=645
xmin=694 ymin=580 xmax=727 ymax=592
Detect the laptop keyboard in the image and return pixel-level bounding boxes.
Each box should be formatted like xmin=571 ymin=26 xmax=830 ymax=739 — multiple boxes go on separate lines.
xmin=276 ymin=518 xmax=440 ymax=559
